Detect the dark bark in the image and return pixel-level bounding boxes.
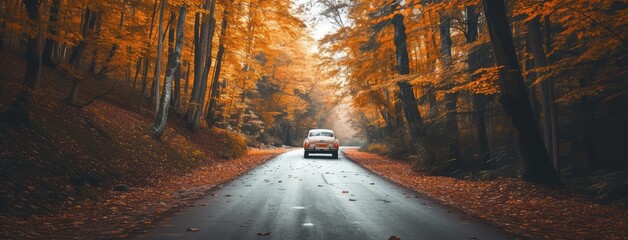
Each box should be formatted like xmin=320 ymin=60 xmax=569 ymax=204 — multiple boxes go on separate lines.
xmin=42 ymin=0 xmax=60 ymax=67
xmin=98 ymin=44 xmax=118 ymax=78
xmin=139 ymin=58 xmax=151 ymax=111
xmin=467 ymin=4 xmax=491 ymax=167
xmin=89 ymin=15 xmax=102 ymax=73
xmin=472 ymin=95 xmax=491 ymax=166
xmin=152 ymin=5 xmax=186 ymax=138
xmin=207 ymin=7 xmax=229 ymax=126
xmin=99 ymin=5 xmax=124 ymax=78
xmin=526 ymin=33 xmax=540 ymax=119
xmin=65 ymin=78 xmax=80 ymax=105
xmin=440 ymin=15 xmax=460 ymax=165
xmin=129 ymin=57 xmax=142 ymax=99
xmin=183 ymin=12 xmax=203 ymax=122
xmin=0 ymin=1 xmax=4 ymax=50
xmin=426 ymin=85 xmax=438 ymax=118
xmin=481 ymin=0 xmax=560 ymax=185
xmin=1 ymin=0 xmax=41 ymax=126
xmin=191 ymin=8 xmax=216 ymax=131
xmin=186 ymin=0 xmax=216 ymax=131
xmin=68 ymin=8 xmax=95 ymax=68
xmin=391 ymin=13 xmax=424 ymax=141
xmin=22 ymin=0 xmax=41 ymax=91
xmin=527 ymin=16 xmax=559 ymax=172
xmin=152 ymin=0 xmax=166 ymax=115
xmin=183 ymin=60 xmax=190 ymax=102
xmin=138 ymin=0 xmax=160 ymax=112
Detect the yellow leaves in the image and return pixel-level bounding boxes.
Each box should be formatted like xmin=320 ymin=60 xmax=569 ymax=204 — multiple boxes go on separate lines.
xmin=192 ymin=149 xmax=203 ymax=156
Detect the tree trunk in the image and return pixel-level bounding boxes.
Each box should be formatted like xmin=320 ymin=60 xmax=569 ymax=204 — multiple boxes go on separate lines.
xmin=1 ymin=0 xmax=41 ymax=125
xmin=206 ymin=7 xmax=229 ymax=126
xmin=138 ymin=0 xmax=160 ymax=112
xmin=99 ymin=5 xmax=124 ymax=78
xmin=391 ymin=13 xmax=424 ymax=141
xmin=440 ymin=15 xmax=460 ymax=166
xmin=139 ymin=58 xmax=151 ymax=111
xmin=184 ymin=12 xmax=204 ymax=122
xmin=527 ymin=16 xmax=559 ymax=172
xmin=172 ymin=64 xmax=180 ymax=110
xmin=191 ymin=11 xmax=216 ymax=131
xmin=129 ymin=57 xmax=142 ymax=99
xmin=182 ymin=60 xmax=190 ymax=110
xmin=480 ymin=0 xmax=560 ymax=185
xmin=152 ymin=5 xmax=186 ymax=138
xmin=68 ymin=7 xmax=95 ymax=68
xmin=186 ymin=0 xmax=216 ymax=131
xmin=98 ymin=44 xmax=118 ymax=78
xmin=42 ymin=0 xmax=60 ymax=67
xmin=152 ymin=0 xmax=166 ymax=115
xmin=0 ymin=0 xmax=4 ymax=50
xmin=466 ymin=4 xmax=491 ymax=168
xmin=89 ymin=15 xmax=101 ymax=73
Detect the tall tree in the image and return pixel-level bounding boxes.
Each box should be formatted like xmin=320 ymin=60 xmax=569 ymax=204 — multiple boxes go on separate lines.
xmin=466 ymin=4 xmax=491 ymax=168
xmin=186 ymin=0 xmax=216 ymax=131
xmin=1 ymin=0 xmax=42 ymax=125
xmin=152 ymin=0 xmax=167 ymax=114
xmin=207 ymin=4 xmax=230 ymax=125
xmin=527 ymin=16 xmax=559 ymax=172
xmin=139 ymin=0 xmax=160 ymax=112
xmin=439 ymin=13 xmax=460 ymax=166
xmin=480 ymin=0 xmax=560 ymax=185
xmin=66 ymin=8 xmax=99 ymax=105
xmin=391 ymin=13 xmax=424 ymax=141
xmin=41 ymin=0 xmax=60 ymax=67
xmin=152 ymin=4 xmax=186 ymax=138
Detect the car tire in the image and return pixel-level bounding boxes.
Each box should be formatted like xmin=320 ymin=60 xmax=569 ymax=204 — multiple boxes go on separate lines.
xmin=332 ymin=151 xmax=338 ymax=159
xmin=304 ymin=152 xmax=309 ymax=158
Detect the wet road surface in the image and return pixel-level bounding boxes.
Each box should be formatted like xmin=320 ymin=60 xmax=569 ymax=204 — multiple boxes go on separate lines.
xmin=136 ymin=148 xmax=512 ymax=240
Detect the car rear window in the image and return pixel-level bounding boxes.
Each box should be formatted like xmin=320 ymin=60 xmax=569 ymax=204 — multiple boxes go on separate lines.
xmin=310 ymin=131 xmax=334 ymax=137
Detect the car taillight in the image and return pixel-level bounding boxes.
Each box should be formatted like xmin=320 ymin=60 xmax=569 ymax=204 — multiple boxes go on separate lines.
xmin=334 ymin=141 xmax=339 ymax=148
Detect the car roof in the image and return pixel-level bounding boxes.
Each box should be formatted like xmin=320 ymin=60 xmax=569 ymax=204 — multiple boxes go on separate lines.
xmin=308 ymin=129 xmax=334 ymax=133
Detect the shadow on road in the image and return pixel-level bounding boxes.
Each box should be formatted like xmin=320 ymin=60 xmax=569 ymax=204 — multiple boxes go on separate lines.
xmin=305 ymin=154 xmax=338 ymax=160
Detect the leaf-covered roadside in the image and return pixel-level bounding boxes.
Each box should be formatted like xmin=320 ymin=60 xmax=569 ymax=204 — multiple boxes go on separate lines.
xmin=0 ymin=148 xmax=290 ymax=239
xmin=342 ymin=148 xmax=627 ymax=240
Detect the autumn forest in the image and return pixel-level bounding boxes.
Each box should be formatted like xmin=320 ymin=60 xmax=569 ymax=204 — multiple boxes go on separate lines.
xmin=0 ymin=0 xmax=626 ymax=239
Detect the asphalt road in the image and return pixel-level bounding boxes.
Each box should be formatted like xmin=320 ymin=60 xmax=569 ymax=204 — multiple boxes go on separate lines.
xmin=136 ymin=148 xmax=511 ymax=240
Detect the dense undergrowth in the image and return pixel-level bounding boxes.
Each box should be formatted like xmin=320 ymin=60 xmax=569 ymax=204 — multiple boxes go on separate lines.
xmin=0 ymin=51 xmax=248 ymax=215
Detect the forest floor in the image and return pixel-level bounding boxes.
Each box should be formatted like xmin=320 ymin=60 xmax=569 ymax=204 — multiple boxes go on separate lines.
xmin=0 ymin=50 xmax=291 ymax=238
xmin=0 ymin=148 xmax=290 ymax=239
xmin=342 ymin=148 xmax=627 ymax=240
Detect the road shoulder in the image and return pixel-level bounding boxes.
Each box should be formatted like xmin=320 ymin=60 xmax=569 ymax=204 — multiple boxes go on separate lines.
xmin=342 ymin=148 xmax=627 ymax=240
xmin=0 ymin=148 xmax=292 ymax=239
